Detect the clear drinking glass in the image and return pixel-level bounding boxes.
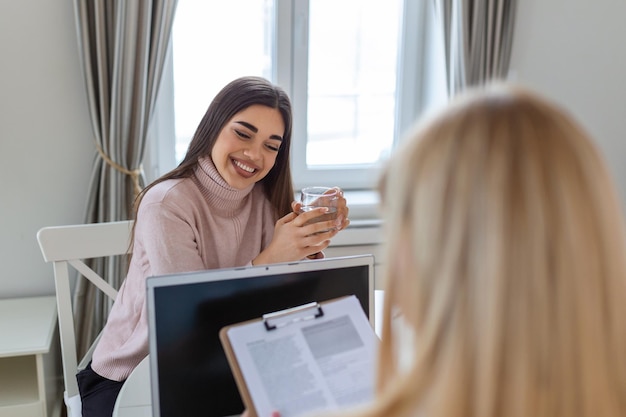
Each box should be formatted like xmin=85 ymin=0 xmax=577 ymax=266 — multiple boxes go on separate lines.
xmin=299 ymin=186 xmax=339 ymax=229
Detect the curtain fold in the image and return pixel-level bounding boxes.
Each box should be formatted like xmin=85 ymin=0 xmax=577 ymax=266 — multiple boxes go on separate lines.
xmin=434 ymin=0 xmax=517 ymax=97
xmin=72 ymin=0 xmax=178 ymax=356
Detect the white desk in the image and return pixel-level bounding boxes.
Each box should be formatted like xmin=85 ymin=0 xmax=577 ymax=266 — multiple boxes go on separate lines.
xmin=112 ymin=291 xmax=384 ymax=417
xmin=0 ymin=296 xmax=60 ymax=417
xmin=112 ymin=355 xmax=152 ymax=416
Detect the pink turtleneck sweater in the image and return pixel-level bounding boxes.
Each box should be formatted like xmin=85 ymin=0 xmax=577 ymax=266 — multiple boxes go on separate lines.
xmin=91 ymin=157 xmax=276 ymax=381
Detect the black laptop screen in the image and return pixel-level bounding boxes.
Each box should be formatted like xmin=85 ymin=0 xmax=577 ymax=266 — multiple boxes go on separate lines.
xmin=148 ymin=256 xmax=373 ymax=417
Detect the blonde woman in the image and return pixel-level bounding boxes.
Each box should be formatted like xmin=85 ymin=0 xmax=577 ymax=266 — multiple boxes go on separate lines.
xmin=249 ymin=85 xmax=626 ymax=417
xmin=365 ymin=85 xmax=626 ymax=417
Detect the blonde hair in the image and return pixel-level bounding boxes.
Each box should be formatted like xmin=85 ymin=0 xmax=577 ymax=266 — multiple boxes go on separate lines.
xmin=366 ymin=85 xmax=626 ymax=417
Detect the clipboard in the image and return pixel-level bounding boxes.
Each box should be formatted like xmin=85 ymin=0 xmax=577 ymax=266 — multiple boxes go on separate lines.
xmin=219 ymin=295 xmax=378 ymax=417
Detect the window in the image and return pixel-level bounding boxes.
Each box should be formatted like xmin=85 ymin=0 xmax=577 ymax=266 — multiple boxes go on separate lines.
xmin=170 ymin=0 xmax=275 ymax=162
xmin=303 ymin=0 xmax=401 ymax=167
xmin=149 ymin=0 xmax=437 ymax=193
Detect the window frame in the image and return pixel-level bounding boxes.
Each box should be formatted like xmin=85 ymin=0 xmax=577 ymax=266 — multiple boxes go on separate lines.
xmin=278 ymin=0 xmax=429 ymax=190
xmin=147 ymin=0 xmax=431 ymax=193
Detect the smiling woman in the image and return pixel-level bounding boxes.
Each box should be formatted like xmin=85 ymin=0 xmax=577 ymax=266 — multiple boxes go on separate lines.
xmin=75 ymin=76 xmax=353 ymax=417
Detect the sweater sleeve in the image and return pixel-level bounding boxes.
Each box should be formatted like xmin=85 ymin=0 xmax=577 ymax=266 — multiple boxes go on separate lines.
xmin=136 ymin=199 xmax=206 ymax=276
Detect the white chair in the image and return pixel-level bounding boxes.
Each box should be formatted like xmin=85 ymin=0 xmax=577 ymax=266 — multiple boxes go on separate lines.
xmin=37 ymin=221 xmax=134 ymax=417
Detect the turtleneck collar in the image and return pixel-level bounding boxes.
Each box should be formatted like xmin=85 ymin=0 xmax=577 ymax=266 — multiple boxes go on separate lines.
xmin=193 ymin=156 xmax=256 ymax=212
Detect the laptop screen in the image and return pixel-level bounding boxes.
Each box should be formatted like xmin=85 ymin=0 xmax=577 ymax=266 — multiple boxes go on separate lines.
xmin=146 ymin=255 xmax=375 ymax=417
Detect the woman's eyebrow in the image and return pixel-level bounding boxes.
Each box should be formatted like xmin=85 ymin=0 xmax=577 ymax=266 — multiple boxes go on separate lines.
xmin=234 ymin=120 xmax=283 ymax=141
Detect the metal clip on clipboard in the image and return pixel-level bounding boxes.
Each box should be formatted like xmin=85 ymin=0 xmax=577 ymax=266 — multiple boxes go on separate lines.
xmin=263 ymin=301 xmax=324 ymax=331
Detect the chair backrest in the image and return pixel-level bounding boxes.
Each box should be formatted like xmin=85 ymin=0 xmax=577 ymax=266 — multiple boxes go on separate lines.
xmin=37 ymin=220 xmax=133 ymax=417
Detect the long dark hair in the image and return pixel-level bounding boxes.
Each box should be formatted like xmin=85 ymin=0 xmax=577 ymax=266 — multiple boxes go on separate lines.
xmin=134 ymin=76 xmax=294 ymax=220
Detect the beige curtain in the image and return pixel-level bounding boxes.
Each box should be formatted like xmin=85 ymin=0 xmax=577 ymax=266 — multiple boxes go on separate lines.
xmin=72 ymin=0 xmax=178 ymax=356
xmin=434 ymin=0 xmax=517 ymax=97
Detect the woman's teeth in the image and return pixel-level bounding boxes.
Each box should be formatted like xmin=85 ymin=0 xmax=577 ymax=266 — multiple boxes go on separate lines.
xmin=234 ymin=160 xmax=255 ymax=173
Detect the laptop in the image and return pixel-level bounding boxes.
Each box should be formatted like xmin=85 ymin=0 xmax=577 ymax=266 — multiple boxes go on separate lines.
xmin=146 ymin=254 xmax=375 ymax=417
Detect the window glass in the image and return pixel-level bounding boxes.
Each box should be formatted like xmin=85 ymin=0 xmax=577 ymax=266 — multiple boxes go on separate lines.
xmin=307 ymin=0 xmax=402 ymax=166
xmin=171 ymin=0 xmax=274 ymax=162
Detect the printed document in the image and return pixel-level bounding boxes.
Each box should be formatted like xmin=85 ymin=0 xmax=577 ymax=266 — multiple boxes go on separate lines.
xmin=220 ymin=295 xmax=379 ymax=417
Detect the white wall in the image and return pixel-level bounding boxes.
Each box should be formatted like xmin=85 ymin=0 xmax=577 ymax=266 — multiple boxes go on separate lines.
xmin=509 ymin=0 xmax=626 ymax=202
xmin=0 ymin=1 xmax=94 ymax=297
xmin=1 ymin=0 xmax=626 ymax=297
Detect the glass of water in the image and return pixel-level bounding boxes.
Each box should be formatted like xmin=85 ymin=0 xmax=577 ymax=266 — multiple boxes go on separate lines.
xmin=299 ymin=186 xmax=339 ymax=229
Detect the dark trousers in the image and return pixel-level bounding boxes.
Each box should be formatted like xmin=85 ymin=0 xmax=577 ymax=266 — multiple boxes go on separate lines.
xmin=76 ymin=361 xmax=125 ymax=417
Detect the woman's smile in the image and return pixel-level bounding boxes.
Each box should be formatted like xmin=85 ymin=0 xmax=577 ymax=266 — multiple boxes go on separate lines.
xmin=232 ymin=158 xmax=258 ymax=177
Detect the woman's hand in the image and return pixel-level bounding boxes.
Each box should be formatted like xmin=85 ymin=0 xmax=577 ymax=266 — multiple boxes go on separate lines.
xmin=253 ymin=208 xmax=335 ymax=264
xmin=253 ymin=187 xmax=350 ymax=265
